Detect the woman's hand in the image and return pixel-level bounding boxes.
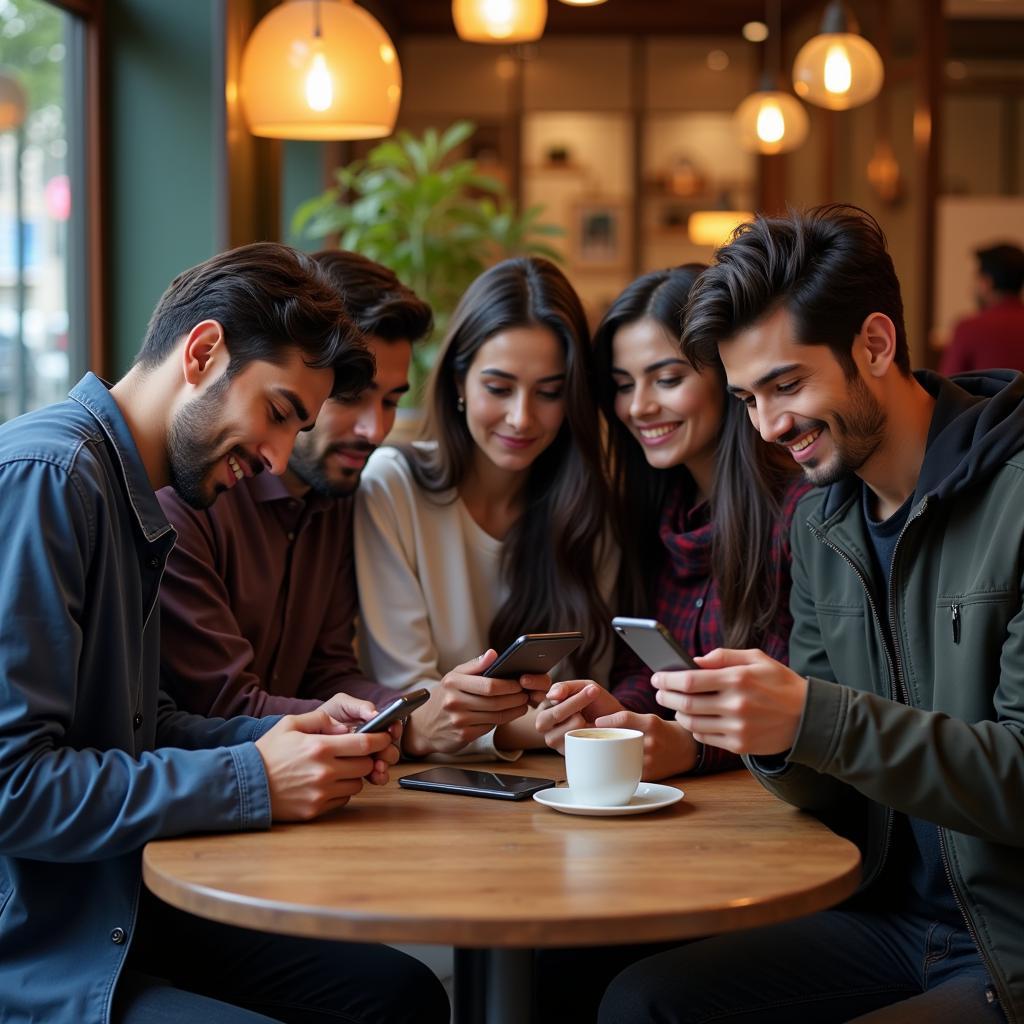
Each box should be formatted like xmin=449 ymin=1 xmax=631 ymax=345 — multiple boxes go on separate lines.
xmin=401 ymin=650 xmax=530 ymax=757
xmin=534 ymin=680 xmax=622 ymax=753
xmin=593 ymin=710 xmax=700 ymax=780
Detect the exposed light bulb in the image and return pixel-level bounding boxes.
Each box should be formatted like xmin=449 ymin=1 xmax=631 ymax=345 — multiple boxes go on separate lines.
xmin=305 ymin=52 xmax=333 ymax=112
xmin=756 ymin=101 xmax=785 ymax=144
xmin=823 ymin=43 xmax=852 ymax=95
xmin=483 ymin=0 xmax=516 ymax=37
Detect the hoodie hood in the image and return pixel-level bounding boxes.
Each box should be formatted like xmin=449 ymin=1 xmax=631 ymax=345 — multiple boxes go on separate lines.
xmin=822 ymin=368 xmax=1024 ymax=518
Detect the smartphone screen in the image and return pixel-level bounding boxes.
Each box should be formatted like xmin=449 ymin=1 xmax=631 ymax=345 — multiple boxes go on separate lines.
xmin=611 ymin=617 xmax=699 ymax=672
xmin=398 ymin=767 xmax=557 ymax=801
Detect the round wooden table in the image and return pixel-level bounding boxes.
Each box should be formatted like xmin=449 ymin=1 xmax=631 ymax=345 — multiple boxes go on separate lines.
xmin=144 ymin=756 xmax=861 ymax=1023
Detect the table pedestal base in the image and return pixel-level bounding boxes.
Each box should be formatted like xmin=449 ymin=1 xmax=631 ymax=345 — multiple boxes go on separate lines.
xmin=455 ymin=948 xmax=533 ymax=1024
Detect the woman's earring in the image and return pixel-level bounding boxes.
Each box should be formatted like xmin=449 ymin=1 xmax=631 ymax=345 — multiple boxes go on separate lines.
xmin=456 ymin=395 xmax=466 ymax=413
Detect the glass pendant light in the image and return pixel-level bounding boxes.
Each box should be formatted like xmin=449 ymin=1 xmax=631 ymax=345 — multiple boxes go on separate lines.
xmin=240 ymin=0 xmax=402 ymax=140
xmin=452 ymin=0 xmax=547 ymax=43
xmin=734 ymin=0 xmax=809 ymax=155
xmin=792 ymin=1 xmax=884 ymax=111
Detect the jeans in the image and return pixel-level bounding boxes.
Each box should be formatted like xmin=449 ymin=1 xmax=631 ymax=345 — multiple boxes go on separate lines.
xmin=112 ymin=890 xmax=450 ymax=1024
xmin=598 ymin=910 xmax=1005 ymax=1024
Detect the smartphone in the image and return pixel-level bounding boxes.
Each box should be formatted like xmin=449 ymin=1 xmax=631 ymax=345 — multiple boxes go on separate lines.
xmin=355 ymin=688 xmax=430 ymax=734
xmin=398 ymin=767 xmax=556 ymax=801
xmin=482 ymin=631 xmax=584 ymax=679
xmin=611 ymin=617 xmax=699 ymax=672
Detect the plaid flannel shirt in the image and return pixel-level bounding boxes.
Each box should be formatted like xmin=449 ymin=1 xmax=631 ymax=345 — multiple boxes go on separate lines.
xmin=611 ymin=477 xmax=811 ymax=774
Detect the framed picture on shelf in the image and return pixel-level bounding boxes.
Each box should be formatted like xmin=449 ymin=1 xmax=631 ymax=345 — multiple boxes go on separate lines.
xmin=572 ymin=199 xmax=630 ymax=270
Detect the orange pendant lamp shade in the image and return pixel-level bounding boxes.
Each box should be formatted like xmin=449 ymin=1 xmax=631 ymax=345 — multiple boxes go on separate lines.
xmin=734 ymin=88 xmax=809 ymax=155
xmin=240 ymin=0 xmax=402 ymax=140
xmin=452 ymin=0 xmax=547 ymax=43
xmin=792 ymin=1 xmax=883 ymax=111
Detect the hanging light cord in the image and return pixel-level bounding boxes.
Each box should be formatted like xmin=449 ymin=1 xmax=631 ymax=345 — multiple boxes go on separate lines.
xmin=767 ymin=0 xmax=781 ymax=79
xmin=313 ymin=0 xmax=322 ymax=39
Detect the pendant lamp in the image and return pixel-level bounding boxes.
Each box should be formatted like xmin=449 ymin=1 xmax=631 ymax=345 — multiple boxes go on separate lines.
xmin=240 ymin=0 xmax=401 ymax=140
xmin=453 ymin=0 xmax=547 ymax=43
xmin=792 ymin=1 xmax=884 ymax=111
xmin=734 ymin=0 xmax=809 ymax=155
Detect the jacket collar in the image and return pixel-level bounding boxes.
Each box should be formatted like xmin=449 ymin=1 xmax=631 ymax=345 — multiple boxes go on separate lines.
xmin=69 ymin=373 xmax=173 ymax=544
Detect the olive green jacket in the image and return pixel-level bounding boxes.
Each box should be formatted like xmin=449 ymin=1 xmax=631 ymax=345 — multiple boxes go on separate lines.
xmin=748 ymin=370 xmax=1024 ymax=1022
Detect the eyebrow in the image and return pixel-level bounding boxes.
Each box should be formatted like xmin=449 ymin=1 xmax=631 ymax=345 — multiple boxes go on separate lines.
xmin=726 ymin=363 xmax=804 ymax=397
xmin=611 ymin=357 xmax=687 ymax=376
xmin=274 ymin=387 xmax=312 ymax=425
xmin=479 ymin=368 xmax=567 ymax=384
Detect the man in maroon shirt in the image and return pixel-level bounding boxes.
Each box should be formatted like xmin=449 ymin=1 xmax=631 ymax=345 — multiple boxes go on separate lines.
xmin=158 ymin=251 xmax=432 ymax=717
xmin=940 ymin=242 xmax=1024 ymax=375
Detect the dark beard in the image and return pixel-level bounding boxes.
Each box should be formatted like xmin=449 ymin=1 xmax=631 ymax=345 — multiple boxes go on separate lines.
xmin=799 ymin=374 xmax=887 ymax=487
xmin=166 ymin=376 xmax=237 ymax=509
xmin=288 ymin=442 xmax=373 ymax=498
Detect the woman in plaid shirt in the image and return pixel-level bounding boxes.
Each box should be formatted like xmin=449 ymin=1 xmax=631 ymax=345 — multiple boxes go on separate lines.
xmin=535 ymin=264 xmax=808 ymax=779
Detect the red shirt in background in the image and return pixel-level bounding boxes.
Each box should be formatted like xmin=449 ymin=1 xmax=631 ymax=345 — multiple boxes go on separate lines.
xmin=939 ymin=296 xmax=1024 ymax=376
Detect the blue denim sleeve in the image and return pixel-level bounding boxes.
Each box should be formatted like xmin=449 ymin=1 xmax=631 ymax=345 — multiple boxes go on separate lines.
xmin=0 ymin=459 xmax=274 ymax=863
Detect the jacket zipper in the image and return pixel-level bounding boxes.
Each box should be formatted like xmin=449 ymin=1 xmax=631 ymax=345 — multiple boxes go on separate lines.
xmin=808 ymin=523 xmax=896 ymax=891
xmin=816 ymin=500 xmax=1009 ymax=1020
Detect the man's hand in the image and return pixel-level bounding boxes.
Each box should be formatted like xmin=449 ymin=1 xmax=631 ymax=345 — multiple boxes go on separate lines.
xmin=320 ymin=692 xmax=401 ymax=784
xmin=255 ymin=708 xmax=395 ymax=820
xmin=534 ymin=680 xmax=620 ymax=753
xmin=651 ymin=648 xmax=808 ymax=756
xmin=593 ymin=711 xmax=700 ymax=780
xmin=401 ymin=651 xmax=530 ymax=758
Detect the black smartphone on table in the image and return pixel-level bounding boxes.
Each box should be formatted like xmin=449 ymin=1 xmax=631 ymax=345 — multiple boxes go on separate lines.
xmin=611 ymin=617 xmax=699 ymax=672
xmin=355 ymin=688 xmax=430 ymax=734
xmin=398 ymin=767 xmax=556 ymax=801
xmin=483 ymin=631 xmax=584 ymax=679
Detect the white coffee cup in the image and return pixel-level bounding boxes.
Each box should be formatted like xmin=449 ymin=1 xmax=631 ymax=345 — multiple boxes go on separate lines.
xmin=564 ymin=727 xmax=643 ymax=806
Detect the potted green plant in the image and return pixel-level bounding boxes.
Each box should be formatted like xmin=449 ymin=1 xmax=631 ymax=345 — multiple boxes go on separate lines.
xmin=292 ymin=120 xmax=563 ymax=405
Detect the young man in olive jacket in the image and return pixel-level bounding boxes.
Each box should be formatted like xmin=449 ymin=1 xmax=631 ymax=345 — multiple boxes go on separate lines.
xmin=600 ymin=205 xmax=1024 ymax=1023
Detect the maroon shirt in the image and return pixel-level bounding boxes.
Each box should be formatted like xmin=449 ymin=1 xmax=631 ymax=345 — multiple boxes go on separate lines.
xmin=611 ymin=476 xmax=810 ymax=774
xmin=158 ymin=473 xmax=386 ymax=718
xmin=939 ymin=297 xmax=1024 ymax=376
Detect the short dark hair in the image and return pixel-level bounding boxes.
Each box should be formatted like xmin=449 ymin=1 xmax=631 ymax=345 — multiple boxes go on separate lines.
xmin=312 ymin=250 xmax=433 ymax=344
xmin=136 ymin=242 xmax=374 ymax=400
xmin=977 ymin=242 xmax=1024 ymax=295
xmin=684 ymin=204 xmax=910 ymax=377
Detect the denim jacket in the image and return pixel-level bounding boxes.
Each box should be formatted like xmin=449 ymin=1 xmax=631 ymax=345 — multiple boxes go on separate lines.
xmin=0 ymin=374 xmax=277 ymax=1024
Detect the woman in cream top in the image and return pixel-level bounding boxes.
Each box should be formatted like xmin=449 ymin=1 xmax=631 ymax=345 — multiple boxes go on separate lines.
xmin=355 ymin=257 xmax=616 ymax=760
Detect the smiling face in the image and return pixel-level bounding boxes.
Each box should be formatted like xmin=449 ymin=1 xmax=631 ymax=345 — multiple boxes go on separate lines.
xmin=611 ymin=317 xmax=724 ymax=483
xmin=288 ymin=336 xmax=412 ymax=497
xmin=720 ymin=306 xmax=887 ymax=487
xmin=459 ymin=325 xmax=567 ymax=477
xmin=167 ymin=347 xmax=333 ymax=509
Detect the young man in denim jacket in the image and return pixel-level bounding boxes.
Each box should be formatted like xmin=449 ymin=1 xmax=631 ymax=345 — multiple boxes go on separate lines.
xmin=0 ymin=243 xmax=449 ymax=1024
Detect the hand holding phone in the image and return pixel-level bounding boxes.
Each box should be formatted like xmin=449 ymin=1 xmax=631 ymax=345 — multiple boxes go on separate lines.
xmin=400 ymin=653 xmax=532 ymax=759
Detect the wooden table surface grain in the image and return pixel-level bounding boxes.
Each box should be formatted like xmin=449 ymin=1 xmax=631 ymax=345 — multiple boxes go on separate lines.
xmin=143 ymin=756 xmax=861 ymax=949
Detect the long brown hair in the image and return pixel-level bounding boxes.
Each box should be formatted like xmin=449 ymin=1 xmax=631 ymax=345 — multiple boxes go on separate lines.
xmin=593 ymin=265 xmax=795 ymax=649
xmin=403 ymin=257 xmax=612 ymax=674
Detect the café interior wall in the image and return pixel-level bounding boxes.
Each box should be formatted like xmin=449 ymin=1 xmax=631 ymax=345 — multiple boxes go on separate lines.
xmin=107 ymin=0 xmax=222 ymax=376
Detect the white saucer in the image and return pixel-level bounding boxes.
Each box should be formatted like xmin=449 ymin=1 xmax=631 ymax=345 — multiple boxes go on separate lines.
xmin=533 ymin=783 xmax=684 ymax=817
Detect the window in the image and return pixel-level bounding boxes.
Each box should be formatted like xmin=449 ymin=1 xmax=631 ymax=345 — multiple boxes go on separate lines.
xmin=0 ymin=0 xmax=88 ymax=422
